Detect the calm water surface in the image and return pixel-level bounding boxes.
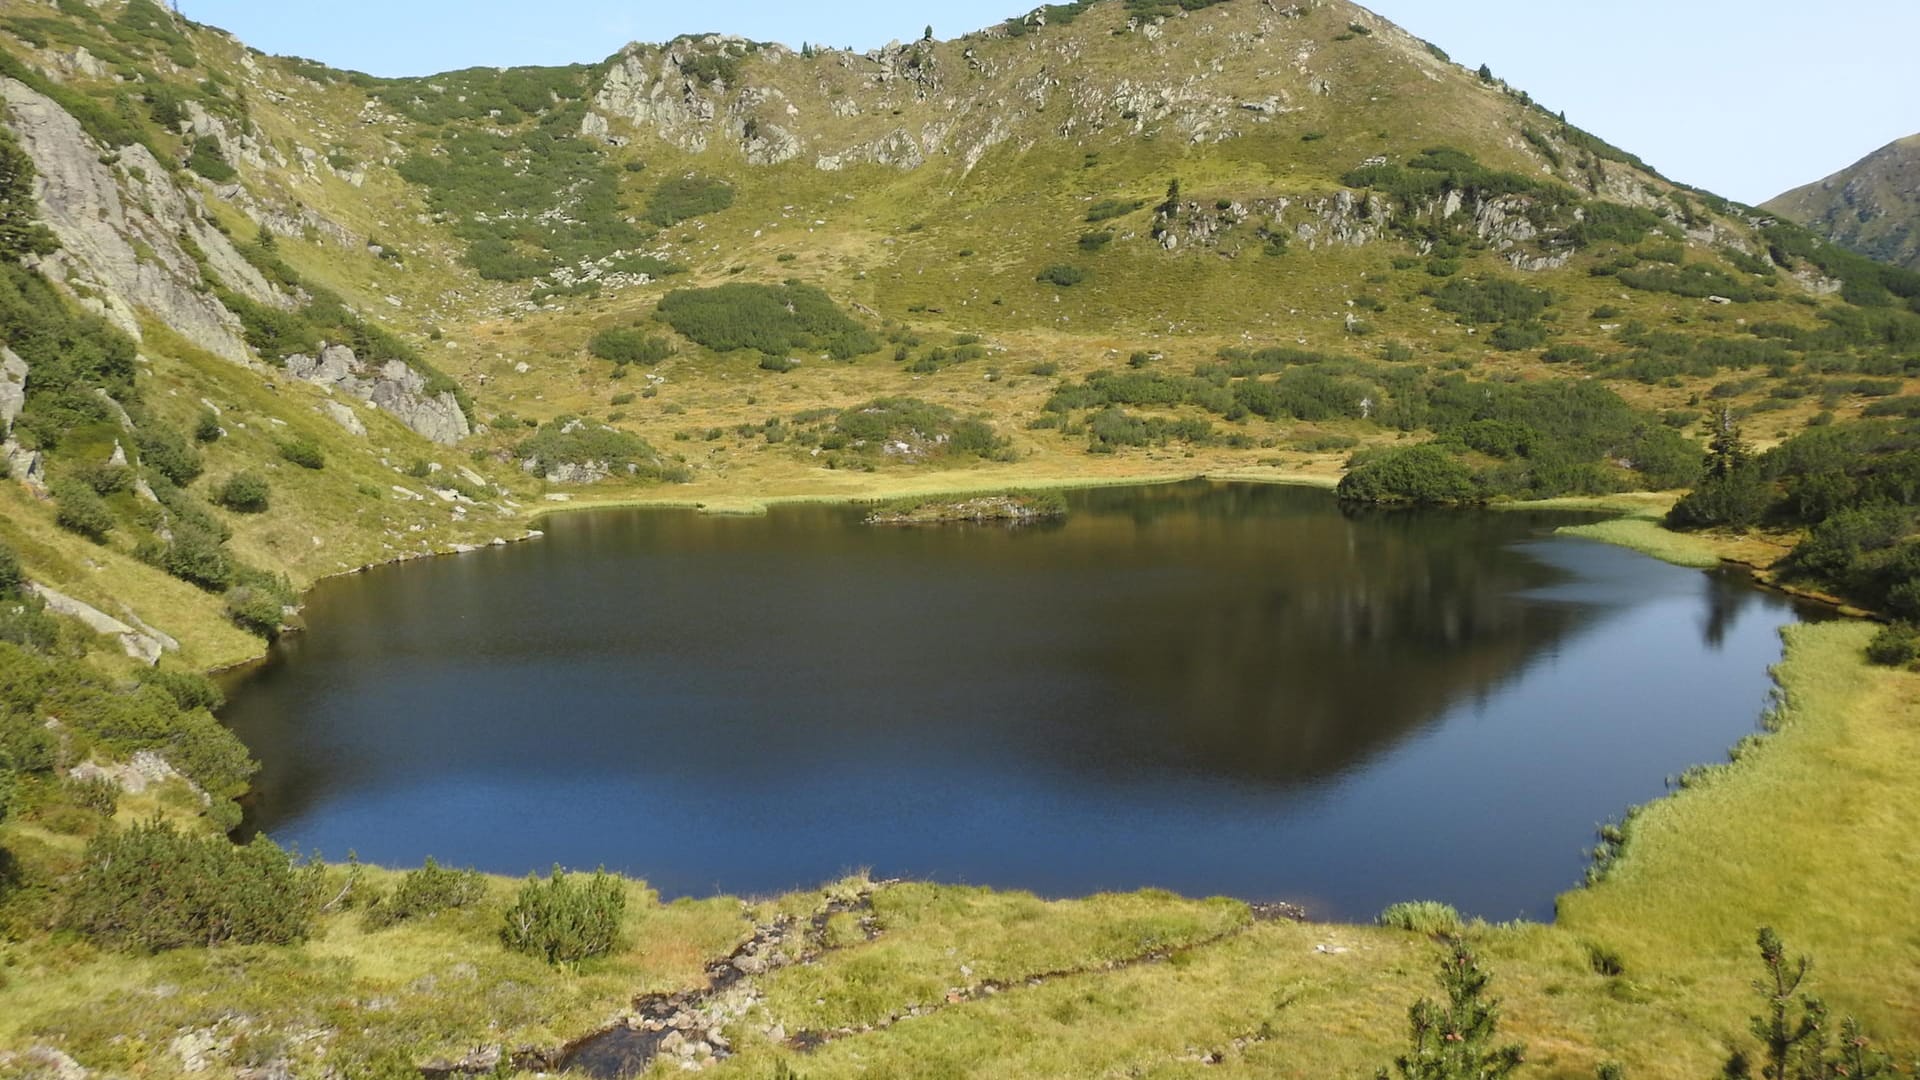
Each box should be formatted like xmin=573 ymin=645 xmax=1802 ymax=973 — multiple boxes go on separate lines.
xmin=223 ymin=482 xmax=1814 ymax=920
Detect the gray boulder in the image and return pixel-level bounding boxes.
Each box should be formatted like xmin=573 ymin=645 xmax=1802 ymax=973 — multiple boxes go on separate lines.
xmin=285 ymin=345 xmax=469 ymax=445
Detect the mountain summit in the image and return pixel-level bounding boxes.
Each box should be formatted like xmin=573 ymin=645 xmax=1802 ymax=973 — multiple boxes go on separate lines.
xmin=1766 ymin=134 xmax=1920 ymax=270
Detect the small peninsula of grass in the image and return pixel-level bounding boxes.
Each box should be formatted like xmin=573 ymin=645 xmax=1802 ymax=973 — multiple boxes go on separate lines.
xmin=864 ymin=491 xmax=1068 ymax=525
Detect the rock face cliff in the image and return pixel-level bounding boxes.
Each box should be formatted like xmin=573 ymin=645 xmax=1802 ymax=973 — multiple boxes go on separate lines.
xmin=1 ymin=77 xmax=274 ymax=362
xmin=1766 ymin=134 xmax=1920 ymax=271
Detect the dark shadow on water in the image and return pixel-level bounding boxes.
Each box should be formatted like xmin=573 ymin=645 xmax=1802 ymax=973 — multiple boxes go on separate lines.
xmin=223 ymin=481 xmax=1817 ymax=921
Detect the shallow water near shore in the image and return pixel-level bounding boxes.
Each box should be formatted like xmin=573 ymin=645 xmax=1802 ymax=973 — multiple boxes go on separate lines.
xmin=223 ymin=481 xmax=1817 ymax=921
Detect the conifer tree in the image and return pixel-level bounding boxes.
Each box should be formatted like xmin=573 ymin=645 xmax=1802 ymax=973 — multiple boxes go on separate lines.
xmin=1726 ymin=928 xmax=1903 ymax=1080
xmin=1379 ymin=942 xmax=1526 ymax=1080
xmin=1706 ymin=408 xmax=1754 ymax=480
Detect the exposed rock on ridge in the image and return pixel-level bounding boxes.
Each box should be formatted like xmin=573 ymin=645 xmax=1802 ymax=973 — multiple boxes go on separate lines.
xmin=284 ymin=345 xmax=471 ymax=445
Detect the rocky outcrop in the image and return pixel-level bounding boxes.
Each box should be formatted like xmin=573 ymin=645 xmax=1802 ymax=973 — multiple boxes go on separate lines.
xmin=70 ymin=750 xmax=198 ymax=798
xmin=815 ymin=128 xmax=924 ymax=173
xmin=0 ymin=79 xmax=284 ymax=363
xmin=590 ymin=45 xmax=723 ymax=154
xmin=0 ymin=345 xmax=28 ymax=488
xmin=0 ymin=346 xmax=25 ymax=439
xmin=865 ymin=494 xmax=1067 ymax=526
xmin=0 ymin=1047 xmax=91 ymax=1080
xmin=26 ymin=584 xmax=176 ymax=665
xmin=321 ymin=399 xmax=367 ymax=437
xmin=284 ymin=345 xmax=470 ymax=445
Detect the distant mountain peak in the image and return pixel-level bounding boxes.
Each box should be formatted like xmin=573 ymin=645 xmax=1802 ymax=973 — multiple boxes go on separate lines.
xmin=1765 ymin=134 xmax=1920 ymax=270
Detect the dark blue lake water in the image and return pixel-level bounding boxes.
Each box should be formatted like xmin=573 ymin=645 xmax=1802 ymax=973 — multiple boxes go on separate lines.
xmin=222 ymin=481 xmax=1814 ymax=921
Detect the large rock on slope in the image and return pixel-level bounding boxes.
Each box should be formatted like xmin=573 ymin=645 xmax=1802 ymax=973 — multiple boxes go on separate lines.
xmin=284 ymin=344 xmax=470 ymax=445
xmin=0 ymin=346 xmax=24 ymax=436
xmin=0 ymin=78 xmax=284 ymax=363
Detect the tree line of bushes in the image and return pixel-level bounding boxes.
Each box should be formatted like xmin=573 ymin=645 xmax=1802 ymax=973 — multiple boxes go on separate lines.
xmin=1041 ymin=348 xmax=1697 ymax=499
xmin=1667 ymin=413 xmax=1920 ymax=662
xmin=39 ymin=811 xmax=626 ymax=965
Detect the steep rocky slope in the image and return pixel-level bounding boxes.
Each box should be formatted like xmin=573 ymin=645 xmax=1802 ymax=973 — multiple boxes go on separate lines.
xmin=1766 ymin=133 xmax=1920 ymax=271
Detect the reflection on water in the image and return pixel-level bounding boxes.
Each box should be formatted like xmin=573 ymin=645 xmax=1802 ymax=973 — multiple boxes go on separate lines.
xmin=223 ymin=481 xmax=1816 ymax=920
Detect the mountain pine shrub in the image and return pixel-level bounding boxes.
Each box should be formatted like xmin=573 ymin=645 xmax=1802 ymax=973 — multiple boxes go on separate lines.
xmin=501 ymin=867 xmax=626 ymax=965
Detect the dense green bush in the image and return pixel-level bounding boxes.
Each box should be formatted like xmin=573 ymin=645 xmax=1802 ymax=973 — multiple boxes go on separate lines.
xmin=1046 ymin=370 xmax=1233 ymax=416
xmin=1430 ymin=277 xmax=1552 ymax=325
xmin=518 ymin=417 xmax=687 ymax=483
xmin=224 ymin=578 xmax=292 ymax=639
xmin=0 ymin=540 xmax=21 ymax=595
xmin=1036 ymin=264 xmax=1088 ymax=288
xmin=645 ymin=174 xmax=735 ymax=226
xmin=365 ymin=857 xmax=487 ymax=930
xmin=1867 ymin=623 xmax=1920 ymax=668
xmin=829 ymin=398 xmax=1011 ymax=462
xmin=1343 ymin=146 xmax=1557 ymax=213
xmin=500 ymin=867 xmax=626 ymax=965
xmin=1338 ymin=445 xmax=1480 ymax=505
xmin=1617 ymin=261 xmax=1756 ymax=303
xmin=1234 ymin=368 xmax=1377 ymax=423
xmin=1666 ymin=465 xmax=1772 ymax=529
xmin=1488 ymin=322 xmax=1548 ymax=351
xmin=145 ymin=523 xmax=235 ymax=591
xmin=140 ymin=670 xmax=224 ymax=714
xmin=133 ymin=421 xmax=202 ymax=486
xmin=1084 ymin=407 xmax=1215 ymax=451
xmin=656 ymin=282 xmax=878 ymax=360
xmin=0 ymin=590 xmax=62 ymax=653
xmin=51 ymin=480 xmax=114 ymax=542
xmin=1085 ymin=198 xmax=1145 ymax=223
xmin=588 ymin=328 xmax=673 ymax=366
xmin=215 ymin=471 xmax=271 ymax=513
xmin=185 ymin=137 xmax=236 ymax=182
xmin=278 ymin=438 xmax=326 ymax=470
xmin=62 ymin=820 xmax=317 ymax=952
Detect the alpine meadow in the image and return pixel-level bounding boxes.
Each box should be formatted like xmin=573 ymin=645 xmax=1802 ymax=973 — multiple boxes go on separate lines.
xmin=1 ymin=2 xmax=1918 ymax=1079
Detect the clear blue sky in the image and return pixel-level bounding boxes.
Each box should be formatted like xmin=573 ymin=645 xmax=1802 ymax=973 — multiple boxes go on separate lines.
xmin=178 ymin=0 xmax=1919 ymax=205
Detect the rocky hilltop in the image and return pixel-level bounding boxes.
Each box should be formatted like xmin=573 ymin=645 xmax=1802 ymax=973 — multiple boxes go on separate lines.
xmin=1766 ymin=133 xmax=1920 ymax=271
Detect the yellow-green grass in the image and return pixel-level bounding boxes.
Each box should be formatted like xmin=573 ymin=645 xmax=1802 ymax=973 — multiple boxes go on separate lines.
xmin=751 ymin=885 xmax=1250 ymax=1034
xmin=1556 ymin=516 xmax=1726 ymax=570
xmin=0 ymin=870 xmax=752 ymax=1072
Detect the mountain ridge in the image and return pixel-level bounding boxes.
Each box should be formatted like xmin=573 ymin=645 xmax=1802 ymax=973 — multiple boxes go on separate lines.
xmin=1765 ymin=132 xmax=1920 ymax=271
